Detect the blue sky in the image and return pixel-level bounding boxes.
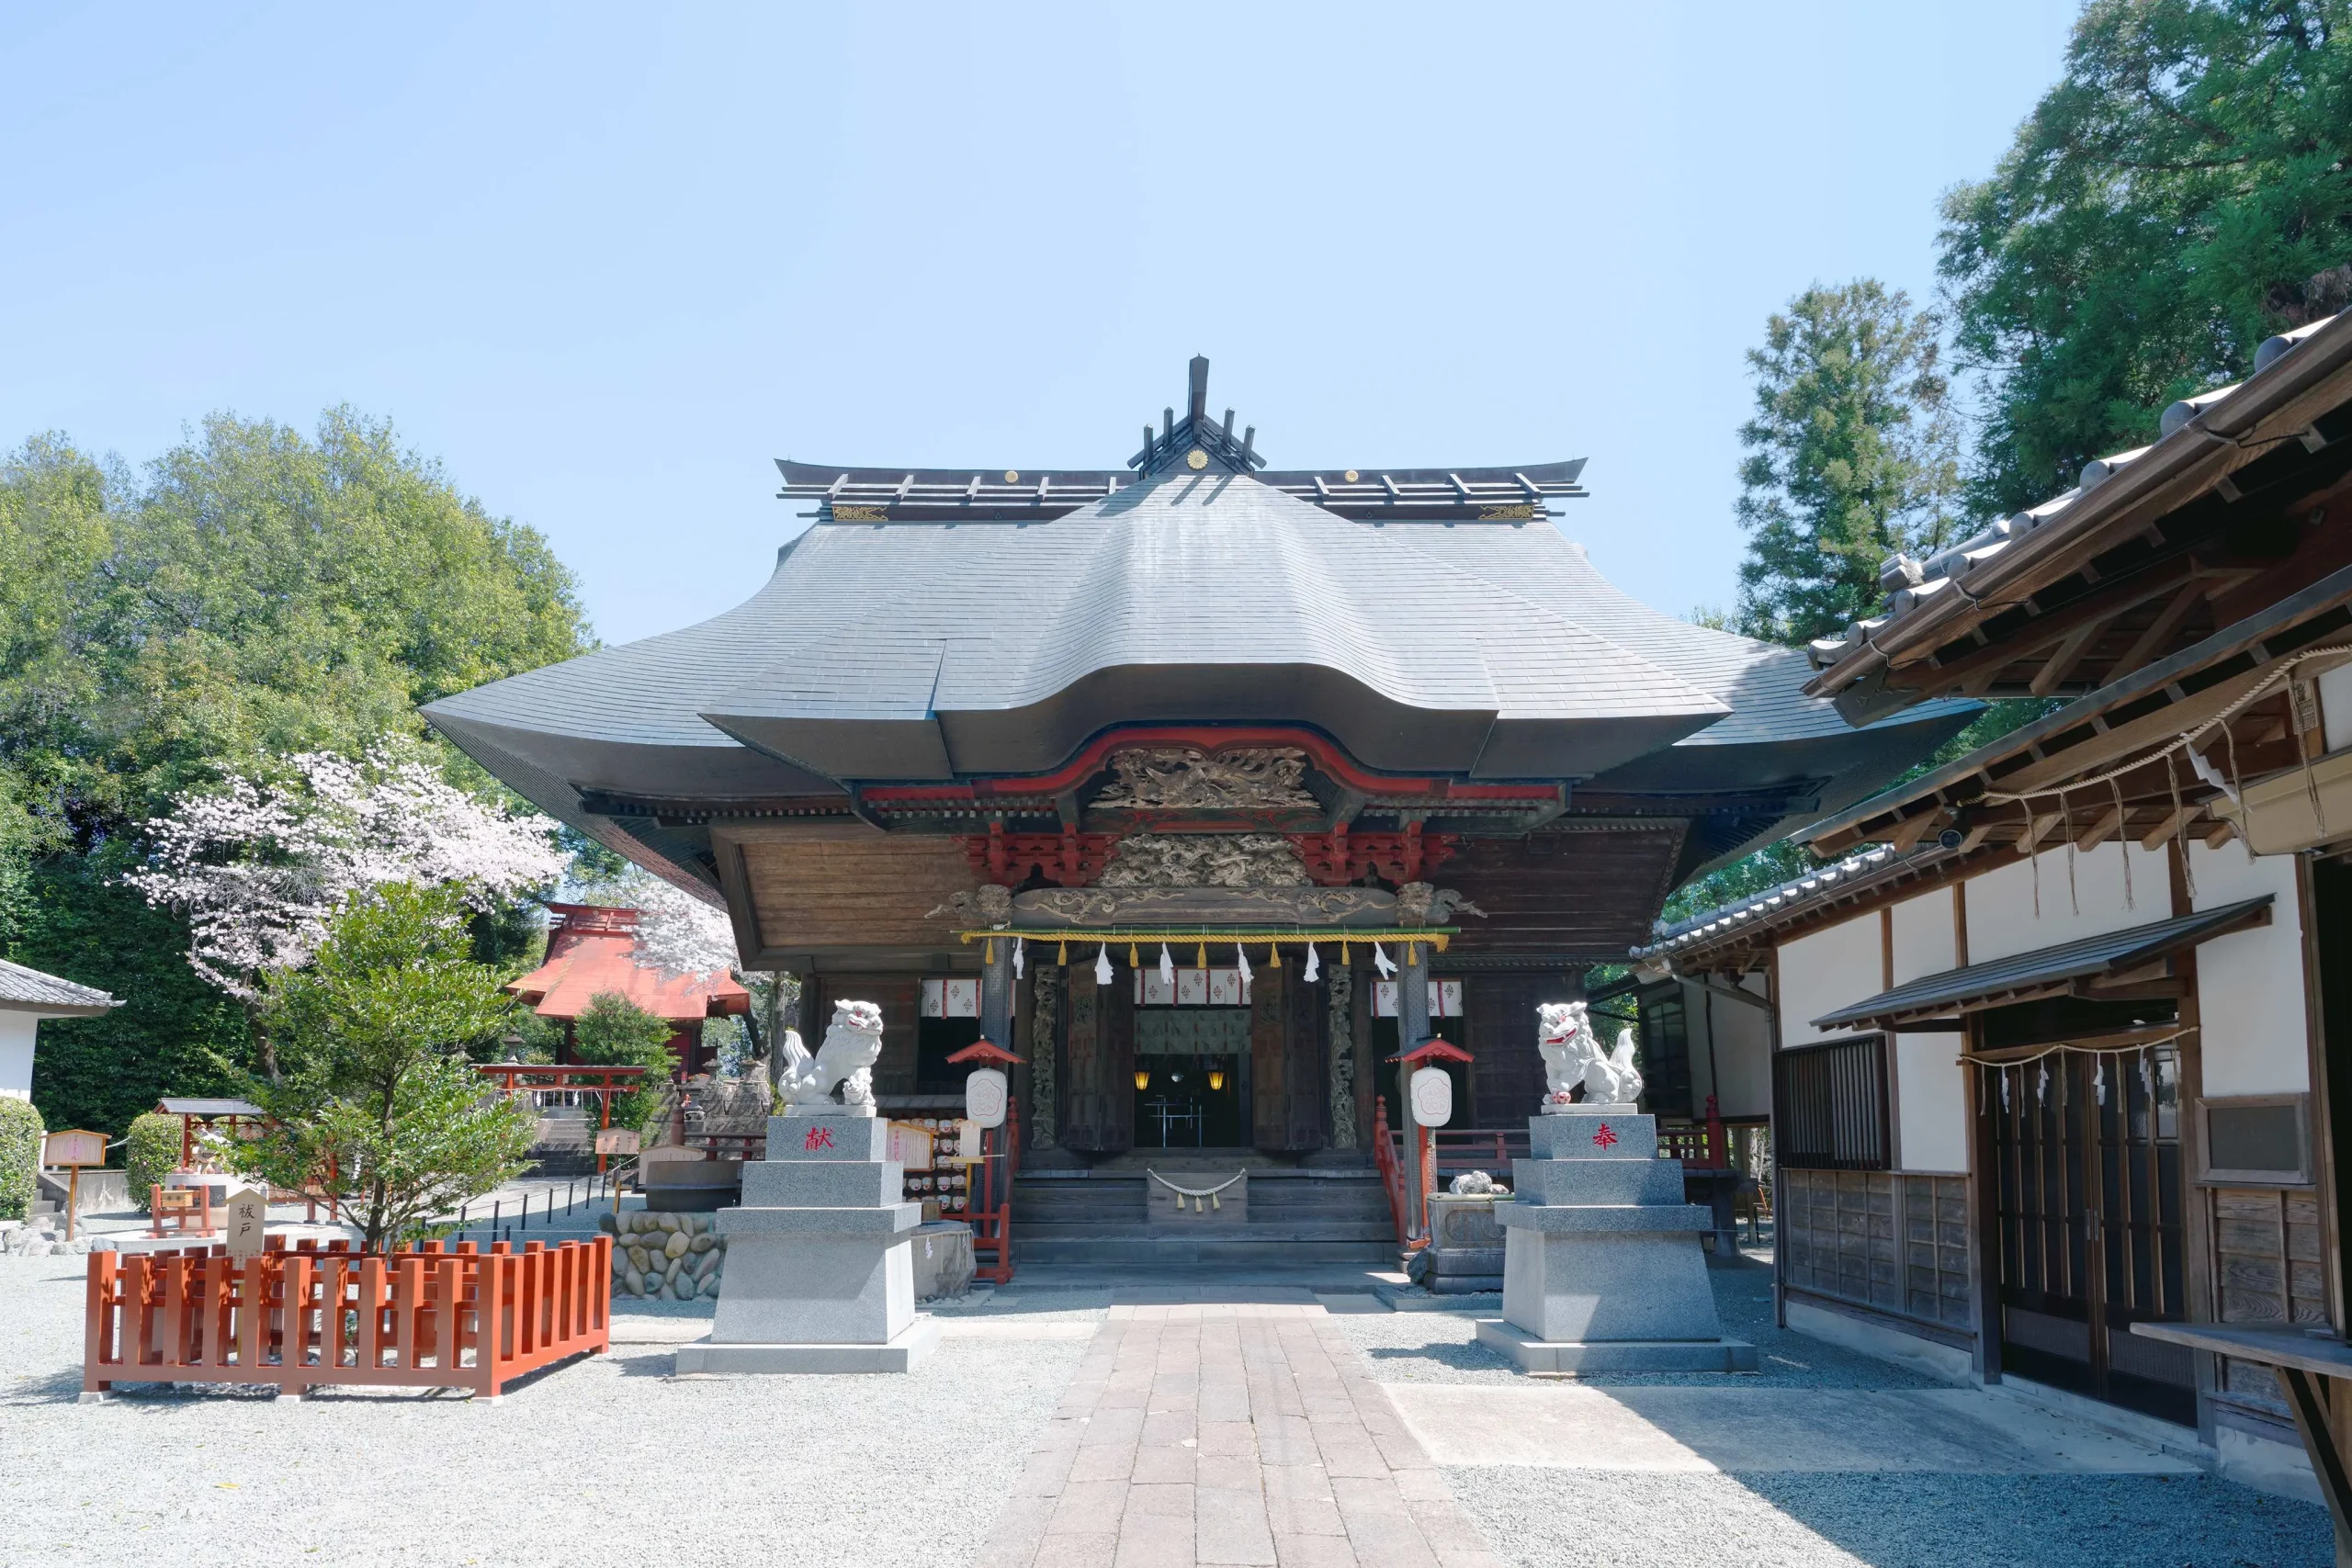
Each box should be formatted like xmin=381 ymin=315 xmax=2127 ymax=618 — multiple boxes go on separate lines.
xmin=2 ymin=2 xmax=2078 ymax=647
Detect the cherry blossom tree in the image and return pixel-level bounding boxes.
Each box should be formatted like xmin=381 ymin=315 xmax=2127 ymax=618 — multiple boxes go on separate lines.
xmin=123 ymin=747 xmax=567 ymax=999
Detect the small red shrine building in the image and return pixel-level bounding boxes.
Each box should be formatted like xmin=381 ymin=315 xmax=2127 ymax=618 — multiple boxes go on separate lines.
xmin=506 ymin=903 xmax=751 ymax=1077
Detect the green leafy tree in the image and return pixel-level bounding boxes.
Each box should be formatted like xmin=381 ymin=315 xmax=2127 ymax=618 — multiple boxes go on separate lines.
xmin=1733 ymin=281 xmax=1963 ymax=646
xmin=1941 ymin=0 xmax=2352 ymax=518
xmin=571 ymin=991 xmax=679 ymax=1135
xmin=232 ymin=883 xmax=532 ymax=1249
xmin=18 ymin=848 xmax=254 ymax=1136
xmin=123 ymin=1111 xmax=184 ymax=1214
xmin=0 ymin=1098 xmax=42 ymax=1221
xmin=0 ymin=412 xmax=590 ymax=1137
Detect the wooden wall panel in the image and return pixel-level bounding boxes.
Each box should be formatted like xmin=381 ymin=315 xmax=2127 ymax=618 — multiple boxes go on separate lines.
xmin=1063 ymin=969 xmax=1134 ymax=1154
xmin=2212 ymin=1186 xmax=2327 ymax=1415
xmin=1441 ymin=825 xmax=1686 ymax=958
xmin=1250 ymin=962 xmax=1324 ymax=1152
xmin=1782 ymin=1168 xmax=1973 ymax=1330
xmin=726 ymin=825 xmax=978 ymax=953
xmin=1458 ymin=973 xmax=1572 ymax=1123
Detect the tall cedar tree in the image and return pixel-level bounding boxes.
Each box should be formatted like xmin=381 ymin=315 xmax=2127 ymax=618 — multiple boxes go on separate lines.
xmin=0 ymin=412 xmax=590 ymax=1134
xmin=1733 ymin=281 xmax=1962 ymax=646
xmin=1941 ymin=0 xmax=2352 ymax=518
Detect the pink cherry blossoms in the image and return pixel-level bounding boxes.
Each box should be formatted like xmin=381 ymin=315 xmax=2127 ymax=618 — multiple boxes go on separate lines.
xmin=580 ymin=866 xmax=742 ymax=978
xmin=124 ymin=748 xmax=569 ymax=998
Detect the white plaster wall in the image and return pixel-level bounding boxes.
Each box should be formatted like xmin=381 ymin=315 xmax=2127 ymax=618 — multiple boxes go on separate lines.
xmin=1894 ymin=1032 xmax=1969 ymax=1173
xmin=1776 ymin=912 xmax=1885 ymax=1046
xmin=2189 ymin=841 xmax=2312 ymax=1097
xmin=1684 ymin=976 xmax=1773 ymax=1121
xmin=1964 ymin=842 xmax=2173 ymax=964
xmin=0 ymin=1012 xmax=36 ymax=1100
xmin=1888 ymin=889 xmax=1957 ymax=984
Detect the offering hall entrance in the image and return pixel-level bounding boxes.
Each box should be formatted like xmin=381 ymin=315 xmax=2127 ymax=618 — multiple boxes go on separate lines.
xmin=1132 ymin=967 xmax=1252 ymax=1148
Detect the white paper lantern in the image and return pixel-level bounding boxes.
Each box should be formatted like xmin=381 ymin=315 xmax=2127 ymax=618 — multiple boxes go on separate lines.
xmin=966 ymin=1067 xmax=1009 ymax=1129
xmin=1408 ymin=1066 xmax=1453 ymax=1128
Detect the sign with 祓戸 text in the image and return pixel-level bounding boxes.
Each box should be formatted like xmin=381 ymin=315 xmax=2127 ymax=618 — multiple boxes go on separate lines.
xmin=223 ymin=1189 xmax=266 ymax=1258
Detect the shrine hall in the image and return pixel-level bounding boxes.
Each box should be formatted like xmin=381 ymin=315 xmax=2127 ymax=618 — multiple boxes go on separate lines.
xmin=424 ymin=359 xmax=1971 ymax=1176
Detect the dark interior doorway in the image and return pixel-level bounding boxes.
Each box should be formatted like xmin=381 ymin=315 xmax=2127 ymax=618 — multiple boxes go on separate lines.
xmin=917 ymin=1017 xmax=981 ymax=1093
xmin=1132 ymin=1055 xmax=1244 ymax=1146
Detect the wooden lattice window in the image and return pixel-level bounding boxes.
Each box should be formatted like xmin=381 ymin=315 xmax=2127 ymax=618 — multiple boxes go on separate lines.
xmin=1775 ymin=1035 xmax=1890 ymax=1171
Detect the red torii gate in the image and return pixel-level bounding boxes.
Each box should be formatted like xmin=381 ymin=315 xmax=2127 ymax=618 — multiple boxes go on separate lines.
xmin=474 ymin=1064 xmax=650 ymax=1175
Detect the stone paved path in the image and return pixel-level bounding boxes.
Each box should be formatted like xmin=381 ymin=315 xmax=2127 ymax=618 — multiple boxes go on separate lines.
xmin=978 ymin=1297 xmax=1503 ymax=1568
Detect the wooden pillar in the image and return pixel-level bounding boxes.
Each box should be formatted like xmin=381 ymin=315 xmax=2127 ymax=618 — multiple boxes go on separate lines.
xmin=1399 ymin=939 xmax=1431 ymax=1241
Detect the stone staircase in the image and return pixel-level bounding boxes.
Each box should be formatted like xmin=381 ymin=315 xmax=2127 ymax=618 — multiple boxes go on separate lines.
xmin=527 ymin=1114 xmax=599 ymax=1178
xmin=1013 ymin=1155 xmax=1396 ymax=1267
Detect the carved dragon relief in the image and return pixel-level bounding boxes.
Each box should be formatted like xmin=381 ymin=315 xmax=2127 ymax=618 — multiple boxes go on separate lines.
xmin=1089 ymin=747 xmax=1320 ymax=812
xmin=1097 ymin=832 xmax=1311 ymax=889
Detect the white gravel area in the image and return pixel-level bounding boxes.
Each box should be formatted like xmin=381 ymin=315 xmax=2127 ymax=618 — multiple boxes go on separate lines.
xmin=1333 ymin=1257 xmax=1945 ymax=1389
xmin=0 ymin=1255 xmax=1094 ymax=1568
xmin=1445 ymin=1469 xmax=2334 ymax=1568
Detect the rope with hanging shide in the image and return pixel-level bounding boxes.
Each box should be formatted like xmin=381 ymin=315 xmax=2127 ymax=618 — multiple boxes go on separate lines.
xmin=1147 ymin=1168 xmax=1248 ymax=1212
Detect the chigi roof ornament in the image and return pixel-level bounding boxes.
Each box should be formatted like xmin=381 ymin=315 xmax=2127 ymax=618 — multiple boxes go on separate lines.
xmin=1130 ymin=355 xmax=1266 ymax=479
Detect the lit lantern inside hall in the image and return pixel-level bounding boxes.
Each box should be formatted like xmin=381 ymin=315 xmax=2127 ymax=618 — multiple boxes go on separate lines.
xmin=1134 ymin=1068 xmax=1151 ymax=1091
xmin=1208 ymin=1069 xmax=1226 ymax=1091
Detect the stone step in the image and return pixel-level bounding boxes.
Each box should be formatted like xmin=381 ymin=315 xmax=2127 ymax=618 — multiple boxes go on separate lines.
xmin=1018 ymin=1218 xmax=1397 ymax=1241
xmin=1019 ymin=1233 xmax=1396 ymax=1265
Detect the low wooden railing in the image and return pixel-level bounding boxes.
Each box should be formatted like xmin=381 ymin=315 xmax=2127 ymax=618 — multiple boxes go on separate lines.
xmin=84 ymin=1235 xmax=610 ymax=1400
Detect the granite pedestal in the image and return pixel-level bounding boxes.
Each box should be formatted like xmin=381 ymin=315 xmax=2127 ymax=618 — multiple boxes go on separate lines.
xmin=1474 ymin=1108 xmax=1757 ymax=1374
xmin=674 ymin=1111 xmax=941 ymax=1374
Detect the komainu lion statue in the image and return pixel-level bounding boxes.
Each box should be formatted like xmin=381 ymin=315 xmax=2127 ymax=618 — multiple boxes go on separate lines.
xmin=1535 ymin=1001 xmax=1598 ymax=1114
xmin=1585 ymin=1027 xmax=1645 ymax=1107
xmin=1534 ymin=1003 xmax=1645 ymax=1110
xmin=777 ymin=999 xmax=886 ymax=1114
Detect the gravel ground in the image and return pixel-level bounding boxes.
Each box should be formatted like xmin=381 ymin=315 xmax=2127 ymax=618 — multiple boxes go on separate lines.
xmin=1333 ymin=1256 xmax=1947 ymax=1389
xmin=1324 ymin=1257 xmax=2334 ymax=1565
xmin=1444 ymin=1470 xmax=2335 ymax=1568
xmin=0 ymin=1255 xmax=1092 ymax=1568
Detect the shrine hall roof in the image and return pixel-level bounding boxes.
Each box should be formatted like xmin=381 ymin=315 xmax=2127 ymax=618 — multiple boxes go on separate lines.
xmin=427 ymin=473 xmax=1972 ymax=886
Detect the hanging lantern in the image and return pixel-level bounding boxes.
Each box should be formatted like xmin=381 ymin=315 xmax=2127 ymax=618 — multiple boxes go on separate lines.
xmin=1208 ymin=1069 xmax=1226 ymax=1091
xmin=1134 ymin=1069 xmax=1151 ymax=1091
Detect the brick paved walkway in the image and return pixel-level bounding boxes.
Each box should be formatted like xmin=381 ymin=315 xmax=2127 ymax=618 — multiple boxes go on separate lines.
xmin=978 ymin=1300 xmax=1505 ymax=1568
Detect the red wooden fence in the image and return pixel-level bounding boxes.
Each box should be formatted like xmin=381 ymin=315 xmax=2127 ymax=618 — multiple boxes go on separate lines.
xmin=85 ymin=1236 xmax=610 ymax=1399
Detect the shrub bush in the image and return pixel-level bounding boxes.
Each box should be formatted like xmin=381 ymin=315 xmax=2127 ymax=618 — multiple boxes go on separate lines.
xmin=125 ymin=1111 xmax=183 ymax=1213
xmin=0 ymin=1098 xmax=46 ymax=1221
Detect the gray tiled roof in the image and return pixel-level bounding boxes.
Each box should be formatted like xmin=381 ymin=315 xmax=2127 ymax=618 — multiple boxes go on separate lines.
xmin=1810 ymin=896 xmax=2274 ymax=1029
xmin=0 ymin=958 xmax=119 ymax=1016
xmin=1808 ymin=310 xmax=2349 ymax=673
xmin=430 ymin=472 xmax=1967 ymax=784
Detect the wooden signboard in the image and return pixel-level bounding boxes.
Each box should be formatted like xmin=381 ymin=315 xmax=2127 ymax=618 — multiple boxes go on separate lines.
xmin=595 ymin=1128 xmax=641 ymax=1156
xmin=42 ymin=1129 xmax=109 ymax=1241
xmin=223 ymin=1189 xmax=267 ymax=1258
xmin=43 ymin=1129 xmax=107 ymax=1169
